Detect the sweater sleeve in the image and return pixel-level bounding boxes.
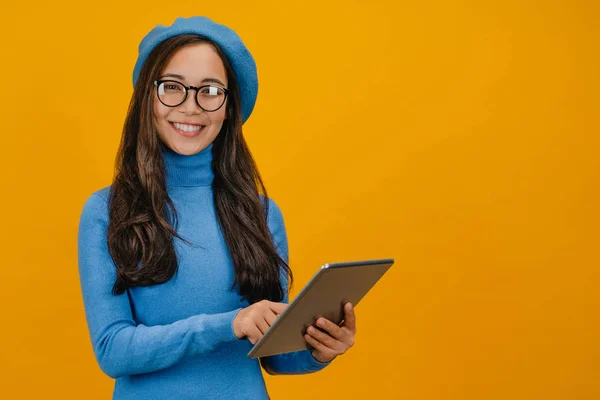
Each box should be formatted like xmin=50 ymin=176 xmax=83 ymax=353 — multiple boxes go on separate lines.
xmin=258 ymin=197 xmax=332 ymax=375
xmin=77 ymin=191 xmax=242 ymax=379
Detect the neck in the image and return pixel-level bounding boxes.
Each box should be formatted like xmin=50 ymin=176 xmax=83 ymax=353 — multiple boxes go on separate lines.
xmin=161 ymin=143 xmax=215 ymax=187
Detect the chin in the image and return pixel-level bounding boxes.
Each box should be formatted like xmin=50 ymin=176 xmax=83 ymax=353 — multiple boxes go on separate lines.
xmin=172 ymin=141 xmax=208 ymax=155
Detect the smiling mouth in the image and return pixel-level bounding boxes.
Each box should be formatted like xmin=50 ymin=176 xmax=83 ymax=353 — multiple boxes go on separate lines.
xmin=170 ymin=122 xmax=206 ymax=137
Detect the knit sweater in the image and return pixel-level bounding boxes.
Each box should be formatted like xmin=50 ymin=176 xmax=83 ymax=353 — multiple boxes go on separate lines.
xmin=77 ymin=143 xmax=329 ymax=399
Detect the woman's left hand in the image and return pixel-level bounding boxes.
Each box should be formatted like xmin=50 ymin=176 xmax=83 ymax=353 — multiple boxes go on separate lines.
xmin=304 ymin=302 xmax=356 ymax=363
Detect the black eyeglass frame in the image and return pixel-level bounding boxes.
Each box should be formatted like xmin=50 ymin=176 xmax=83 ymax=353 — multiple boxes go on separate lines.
xmin=153 ymin=79 xmax=230 ymax=112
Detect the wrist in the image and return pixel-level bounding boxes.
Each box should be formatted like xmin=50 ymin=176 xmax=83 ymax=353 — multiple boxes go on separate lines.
xmin=231 ymin=308 xmax=244 ymax=339
xmin=311 ymin=351 xmax=336 ymax=364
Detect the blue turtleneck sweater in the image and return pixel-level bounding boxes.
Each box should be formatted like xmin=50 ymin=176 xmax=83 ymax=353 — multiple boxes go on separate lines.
xmin=77 ymin=143 xmax=330 ymax=399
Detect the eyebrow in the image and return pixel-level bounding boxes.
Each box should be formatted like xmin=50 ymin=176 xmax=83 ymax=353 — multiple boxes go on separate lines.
xmin=159 ymin=73 xmax=226 ymax=86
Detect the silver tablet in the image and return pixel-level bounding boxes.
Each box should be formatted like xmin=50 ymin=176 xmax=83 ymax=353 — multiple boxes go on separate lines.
xmin=247 ymin=258 xmax=394 ymax=358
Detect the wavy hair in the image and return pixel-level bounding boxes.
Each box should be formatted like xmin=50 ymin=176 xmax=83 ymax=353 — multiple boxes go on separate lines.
xmin=107 ymin=34 xmax=291 ymax=303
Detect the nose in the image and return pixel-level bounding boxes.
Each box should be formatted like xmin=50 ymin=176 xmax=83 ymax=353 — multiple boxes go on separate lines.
xmin=178 ymin=89 xmax=202 ymax=114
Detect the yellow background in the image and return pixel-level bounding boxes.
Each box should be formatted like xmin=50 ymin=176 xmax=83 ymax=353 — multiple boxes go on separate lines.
xmin=1 ymin=0 xmax=598 ymax=398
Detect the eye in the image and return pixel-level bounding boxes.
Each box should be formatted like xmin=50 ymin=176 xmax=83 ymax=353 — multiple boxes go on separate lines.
xmin=199 ymin=86 xmax=224 ymax=96
xmin=157 ymin=81 xmax=186 ymax=101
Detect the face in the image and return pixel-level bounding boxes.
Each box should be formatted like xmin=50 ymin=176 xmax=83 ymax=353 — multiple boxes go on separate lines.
xmin=153 ymin=43 xmax=228 ymax=155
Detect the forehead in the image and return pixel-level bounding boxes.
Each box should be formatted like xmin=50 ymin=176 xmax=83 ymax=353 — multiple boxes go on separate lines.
xmin=162 ymin=42 xmax=227 ymax=85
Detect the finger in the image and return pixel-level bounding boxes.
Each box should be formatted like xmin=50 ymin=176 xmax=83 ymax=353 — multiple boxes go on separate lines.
xmin=315 ymin=318 xmax=345 ymax=340
xmin=306 ymin=326 xmax=340 ymax=350
xmin=268 ymin=301 xmax=288 ymax=315
xmin=247 ymin=325 xmax=263 ymax=345
xmin=256 ymin=317 xmax=270 ymax=335
xmin=264 ymin=310 xmax=278 ymax=327
xmin=304 ymin=333 xmax=336 ymax=359
xmin=343 ymin=302 xmax=356 ymax=333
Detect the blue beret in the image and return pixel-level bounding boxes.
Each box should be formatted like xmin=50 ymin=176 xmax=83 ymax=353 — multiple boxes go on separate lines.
xmin=133 ymin=16 xmax=258 ymax=124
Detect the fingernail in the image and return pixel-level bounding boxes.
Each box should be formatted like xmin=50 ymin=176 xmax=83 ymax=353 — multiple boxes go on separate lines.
xmin=317 ymin=319 xmax=324 ymax=326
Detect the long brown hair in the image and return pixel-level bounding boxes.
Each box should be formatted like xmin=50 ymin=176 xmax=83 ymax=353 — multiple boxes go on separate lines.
xmin=107 ymin=34 xmax=291 ymax=303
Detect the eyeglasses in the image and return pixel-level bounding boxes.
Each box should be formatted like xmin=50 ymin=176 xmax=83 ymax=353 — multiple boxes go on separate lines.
xmin=153 ymin=80 xmax=230 ymax=112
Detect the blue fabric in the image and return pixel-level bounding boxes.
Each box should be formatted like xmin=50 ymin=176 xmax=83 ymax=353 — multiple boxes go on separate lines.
xmin=133 ymin=16 xmax=258 ymax=124
xmin=77 ymin=144 xmax=330 ymax=399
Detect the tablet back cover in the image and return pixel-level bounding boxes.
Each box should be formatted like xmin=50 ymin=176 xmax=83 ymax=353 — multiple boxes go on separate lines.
xmin=248 ymin=258 xmax=394 ymax=358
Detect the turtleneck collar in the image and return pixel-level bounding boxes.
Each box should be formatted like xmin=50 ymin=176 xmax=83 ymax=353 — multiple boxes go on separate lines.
xmin=162 ymin=143 xmax=215 ymax=187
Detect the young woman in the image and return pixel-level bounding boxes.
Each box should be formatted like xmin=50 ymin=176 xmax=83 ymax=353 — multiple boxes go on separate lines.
xmin=77 ymin=16 xmax=356 ymax=399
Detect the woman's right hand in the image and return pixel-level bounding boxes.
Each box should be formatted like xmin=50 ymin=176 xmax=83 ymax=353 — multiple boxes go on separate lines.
xmin=233 ymin=300 xmax=288 ymax=344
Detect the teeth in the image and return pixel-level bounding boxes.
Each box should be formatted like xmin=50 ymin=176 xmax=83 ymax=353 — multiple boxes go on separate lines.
xmin=173 ymin=122 xmax=203 ymax=132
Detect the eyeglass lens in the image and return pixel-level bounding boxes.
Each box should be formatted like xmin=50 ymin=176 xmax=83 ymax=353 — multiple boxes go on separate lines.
xmin=157 ymin=81 xmax=226 ymax=111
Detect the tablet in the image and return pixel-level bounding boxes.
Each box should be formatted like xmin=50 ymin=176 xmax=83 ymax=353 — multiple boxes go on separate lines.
xmin=247 ymin=258 xmax=394 ymax=358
